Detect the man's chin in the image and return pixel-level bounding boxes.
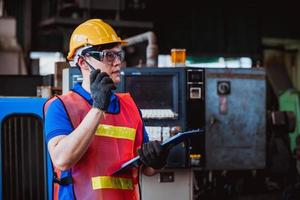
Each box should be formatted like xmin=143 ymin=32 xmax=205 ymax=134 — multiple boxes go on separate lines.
xmin=112 ymin=76 xmax=121 ymax=84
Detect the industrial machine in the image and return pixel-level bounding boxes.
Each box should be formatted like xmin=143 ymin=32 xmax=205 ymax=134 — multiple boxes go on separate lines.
xmin=116 ymin=67 xmax=267 ymax=200
xmin=117 ymin=67 xmax=266 ymax=170
xmin=117 ymin=67 xmax=206 ymax=168
xmin=0 ymin=74 xmax=54 ymax=200
xmin=279 ymin=90 xmax=300 ymax=152
xmin=0 ymin=97 xmax=49 ymax=200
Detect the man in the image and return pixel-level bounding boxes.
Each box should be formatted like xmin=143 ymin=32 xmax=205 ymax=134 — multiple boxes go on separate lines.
xmin=44 ymin=19 xmax=168 ymax=200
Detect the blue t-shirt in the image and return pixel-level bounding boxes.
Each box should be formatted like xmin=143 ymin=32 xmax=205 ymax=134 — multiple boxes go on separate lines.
xmin=45 ymin=83 xmax=149 ymax=144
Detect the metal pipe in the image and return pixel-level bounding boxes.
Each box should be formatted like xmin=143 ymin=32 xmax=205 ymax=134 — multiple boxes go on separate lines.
xmin=125 ymin=31 xmax=158 ymax=67
xmin=0 ymin=0 xmax=3 ymax=17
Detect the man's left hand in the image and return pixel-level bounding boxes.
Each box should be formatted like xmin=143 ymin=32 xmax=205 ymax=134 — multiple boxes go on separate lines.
xmin=138 ymin=141 xmax=169 ymax=169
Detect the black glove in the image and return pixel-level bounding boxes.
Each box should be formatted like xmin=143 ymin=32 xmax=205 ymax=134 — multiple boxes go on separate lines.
xmin=90 ymin=69 xmax=116 ymax=111
xmin=138 ymin=140 xmax=169 ymax=169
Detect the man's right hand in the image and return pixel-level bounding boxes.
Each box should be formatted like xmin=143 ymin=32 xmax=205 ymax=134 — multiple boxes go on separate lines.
xmin=90 ymin=69 xmax=116 ymax=111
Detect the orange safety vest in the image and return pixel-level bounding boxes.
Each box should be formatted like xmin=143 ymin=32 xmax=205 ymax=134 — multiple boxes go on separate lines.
xmin=44 ymin=91 xmax=144 ymax=200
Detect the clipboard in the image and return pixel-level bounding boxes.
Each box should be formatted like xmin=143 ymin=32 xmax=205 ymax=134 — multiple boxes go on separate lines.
xmin=112 ymin=128 xmax=204 ymax=175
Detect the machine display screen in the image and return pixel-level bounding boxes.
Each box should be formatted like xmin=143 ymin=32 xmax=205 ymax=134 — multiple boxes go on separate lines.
xmin=125 ymin=75 xmax=174 ymax=109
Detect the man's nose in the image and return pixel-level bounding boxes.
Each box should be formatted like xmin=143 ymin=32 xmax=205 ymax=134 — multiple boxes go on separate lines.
xmin=112 ymin=56 xmax=122 ymax=66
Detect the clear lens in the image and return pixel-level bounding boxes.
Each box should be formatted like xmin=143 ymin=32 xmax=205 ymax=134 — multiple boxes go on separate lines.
xmin=104 ymin=51 xmax=117 ymax=62
xmin=85 ymin=51 xmax=104 ymax=61
xmin=86 ymin=50 xmax=125 ymax=64
xmin=103 ymin=50 xmax=125 ymax=63
xmin=117 ymin=50 xmax=125 ymax=62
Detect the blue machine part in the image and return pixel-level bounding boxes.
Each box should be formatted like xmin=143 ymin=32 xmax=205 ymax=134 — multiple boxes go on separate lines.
xmin=0 ymin=97 xmax=52 ymax=200
xmin=205 ymin=68 xmax=266 ymax=170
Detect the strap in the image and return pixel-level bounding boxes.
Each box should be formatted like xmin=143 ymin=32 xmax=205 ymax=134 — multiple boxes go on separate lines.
xmin=53 ymin=172 xmax=73 ymax=186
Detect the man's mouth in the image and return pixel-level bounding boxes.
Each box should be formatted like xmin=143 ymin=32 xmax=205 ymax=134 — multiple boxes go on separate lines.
xmin=112 ymin=70 xmax=120 ymax=75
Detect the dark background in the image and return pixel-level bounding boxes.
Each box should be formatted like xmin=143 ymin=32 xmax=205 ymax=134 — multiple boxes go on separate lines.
xmin=3 ymin=0 xmax=300 ymax=66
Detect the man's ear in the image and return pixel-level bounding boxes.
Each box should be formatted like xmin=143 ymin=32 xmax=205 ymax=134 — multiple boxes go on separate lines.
xmin=77 ymin=56 xmax=89 ymax=71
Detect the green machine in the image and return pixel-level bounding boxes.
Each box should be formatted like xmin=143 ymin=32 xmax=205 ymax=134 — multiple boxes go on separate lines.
xmin=279 ymin=89 xmax=300 ymax=151
xmin=266 ymin=53 xmax=300 ymax=152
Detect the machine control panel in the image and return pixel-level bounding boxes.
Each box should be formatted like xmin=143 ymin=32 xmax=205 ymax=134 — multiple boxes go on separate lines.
xmin=187 ymin=69 xmax=204 ymax=100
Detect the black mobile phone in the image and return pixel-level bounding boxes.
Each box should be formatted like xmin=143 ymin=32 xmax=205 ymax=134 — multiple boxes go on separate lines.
xmin=79 ymin=55 xmax=97 ymax=71
xmin=86 ymin=60 xmax=96 ymax=71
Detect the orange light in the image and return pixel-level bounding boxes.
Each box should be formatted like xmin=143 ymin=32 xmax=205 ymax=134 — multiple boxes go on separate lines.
xmin=190 ymin=154 xmax=201 ymax=159
xmin=171 ymin=48 xmax=186 ymax=67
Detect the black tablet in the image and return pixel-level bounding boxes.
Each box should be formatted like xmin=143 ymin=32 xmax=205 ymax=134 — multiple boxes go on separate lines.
xmin=112 ymin=128 xmax=204 ymax=175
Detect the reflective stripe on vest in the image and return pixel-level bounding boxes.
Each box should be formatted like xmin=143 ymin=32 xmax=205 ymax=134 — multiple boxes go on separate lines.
xmin=91 ymin=176 xmax=133 ymax=190
xmin=96 ymin=124 xmax=136 ymax=140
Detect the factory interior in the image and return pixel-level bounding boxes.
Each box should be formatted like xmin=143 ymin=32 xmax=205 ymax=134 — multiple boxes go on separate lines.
xmin=1 ymin=0 xmax=300 ymax=199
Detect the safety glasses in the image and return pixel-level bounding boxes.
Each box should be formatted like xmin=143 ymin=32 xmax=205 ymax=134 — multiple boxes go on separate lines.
xmin=84 ymin=50 xmax=125 ymax=64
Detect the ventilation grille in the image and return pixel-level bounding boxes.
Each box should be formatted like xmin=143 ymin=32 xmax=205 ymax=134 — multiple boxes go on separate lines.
xmin=2 ymin=115 xmax=46 ymax=200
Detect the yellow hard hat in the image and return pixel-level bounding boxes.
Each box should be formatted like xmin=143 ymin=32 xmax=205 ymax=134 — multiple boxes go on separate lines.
xmin=67 ymin=19 xmax=127 ymax=60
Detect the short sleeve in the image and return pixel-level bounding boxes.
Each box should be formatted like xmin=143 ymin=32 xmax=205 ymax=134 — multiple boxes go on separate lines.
xmin=44 ymin=99 xmax=73 ymax=144
xmin=143 ymin=127 xmax=149 ymax=143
